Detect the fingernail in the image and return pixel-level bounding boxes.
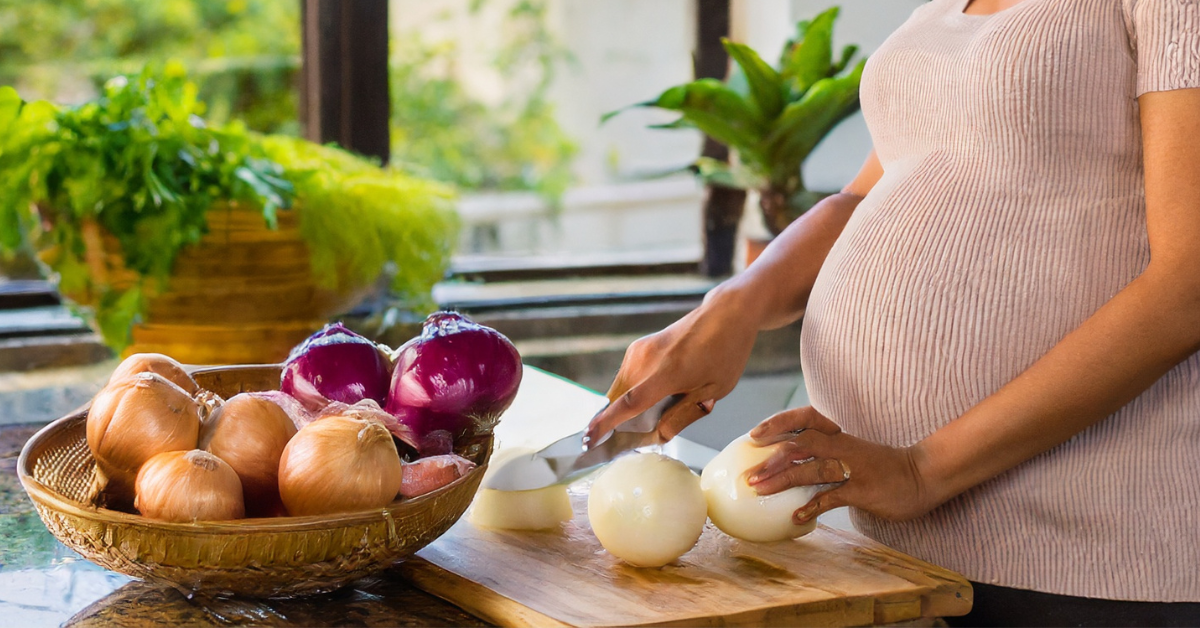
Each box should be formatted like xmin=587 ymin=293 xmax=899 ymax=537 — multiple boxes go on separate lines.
xmin=748 ymin=474 xmax=760 ymax=484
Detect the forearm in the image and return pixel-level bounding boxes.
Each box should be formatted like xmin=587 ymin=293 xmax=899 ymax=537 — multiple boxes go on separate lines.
xmin=704 ymin=191 xmax=863 ymax=330
xmin=914 ymin=264 xmax=1200 ymax=509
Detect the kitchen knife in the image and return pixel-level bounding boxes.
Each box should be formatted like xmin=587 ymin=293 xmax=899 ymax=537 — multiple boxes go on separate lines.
xmin=535 ymin=394 xmax=682 ymax=485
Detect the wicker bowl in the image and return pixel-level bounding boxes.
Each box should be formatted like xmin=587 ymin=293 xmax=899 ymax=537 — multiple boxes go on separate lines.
xmin=16 ymin=364 xmax=491 ymax=598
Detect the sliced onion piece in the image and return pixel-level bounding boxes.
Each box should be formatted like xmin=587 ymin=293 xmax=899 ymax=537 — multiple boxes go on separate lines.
xmin=469 ymin=486 xmax=573 ymax=531
xmin=467 ymin=447 xmax=572 ymax=531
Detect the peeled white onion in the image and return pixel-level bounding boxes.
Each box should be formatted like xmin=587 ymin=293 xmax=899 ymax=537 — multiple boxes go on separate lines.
xmin=587 ymin=452 xmax=707 ymax=568
xmin=700 ymin=434 xmax=819 ymax=542
xmin=468 ymin=447 xmax=573 ymax=531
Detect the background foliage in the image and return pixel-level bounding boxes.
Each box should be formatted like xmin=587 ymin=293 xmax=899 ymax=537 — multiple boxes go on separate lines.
xmin=0 ymin=0 xmax=575 ymax=197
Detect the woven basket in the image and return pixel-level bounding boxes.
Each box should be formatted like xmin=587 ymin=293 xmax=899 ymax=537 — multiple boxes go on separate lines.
xmin=16 ymin=364 xmax=490 ymax=598
xmin=40 ymin=202 xmax=372 ymax=365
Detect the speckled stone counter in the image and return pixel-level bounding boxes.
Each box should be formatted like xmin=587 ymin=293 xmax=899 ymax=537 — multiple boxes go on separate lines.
xmin=0 ymin=423 xmax=489 ymax=628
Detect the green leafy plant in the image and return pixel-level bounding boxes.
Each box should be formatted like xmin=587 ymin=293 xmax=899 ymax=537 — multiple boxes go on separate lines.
xmin=0 ymin=65 xmax=457 ymax=351
xmin=606 ymin=7 xmax=864 ymax=235
xmin=389 ymin=0 xmax=577 ymax=201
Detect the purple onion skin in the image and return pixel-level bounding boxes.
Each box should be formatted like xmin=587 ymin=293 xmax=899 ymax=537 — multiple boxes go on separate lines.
xmin=280 ymin=323 xmax=392 ymax=412
xmin=385 ymin=312 xmax=522 ymax=443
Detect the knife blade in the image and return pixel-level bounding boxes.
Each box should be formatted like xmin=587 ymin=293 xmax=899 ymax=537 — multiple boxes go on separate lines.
xmin=535 ymin=394 xmax=683 ymax=485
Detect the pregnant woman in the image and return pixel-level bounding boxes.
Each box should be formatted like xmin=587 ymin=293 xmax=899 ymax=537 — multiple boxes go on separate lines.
xmin=588 ymin=0 xmax=1200 ymax=624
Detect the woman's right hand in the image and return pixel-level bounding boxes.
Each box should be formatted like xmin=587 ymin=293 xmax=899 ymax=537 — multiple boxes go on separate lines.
xmin=585 ymin=286 xmax=759 ymax=445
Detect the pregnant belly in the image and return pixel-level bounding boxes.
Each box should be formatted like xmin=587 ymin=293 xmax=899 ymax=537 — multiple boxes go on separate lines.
xmin=798 ymin=158 xmax=1147 ymax=446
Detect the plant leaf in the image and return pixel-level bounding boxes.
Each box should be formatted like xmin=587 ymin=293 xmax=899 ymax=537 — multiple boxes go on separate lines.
xmin=762 ymin=59 xmax=865 ymax=189
xmin=722 ymin=39 xmax=785 ymax=120
xmin=832 ymin=44 xmax=859 ymax=75
xmin=780 ymin=6 xmax=839 ymax=99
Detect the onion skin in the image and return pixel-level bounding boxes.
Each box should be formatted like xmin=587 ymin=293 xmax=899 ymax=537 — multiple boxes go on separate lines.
xmin=108 ymin=353 xmax=199 ymax=395
xmin=280 ymin=323 xmax=392 ymax=412
xmin=316 ymin=399 xmax=420 ymax=453
xmin=87 ymin=372 xmax=203 ymax=507
xmin=278 ymin=415 xmax=404 ymax=516
xmin=399 ymin=454 xmax=476 ymax=499
xmin=385 ymin=312 xmax=522 ymax=448
xmin=135 ymin=450 xmax=245 ymax=522
xmin=199 ymin=394 xmax=297 ymax=517
xmin=247 ymin=391 xmax=317 ymax=430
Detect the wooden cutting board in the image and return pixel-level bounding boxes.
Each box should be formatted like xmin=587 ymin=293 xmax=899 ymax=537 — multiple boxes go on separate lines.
xmin=399 ymin=491 xmax=972 ymax=627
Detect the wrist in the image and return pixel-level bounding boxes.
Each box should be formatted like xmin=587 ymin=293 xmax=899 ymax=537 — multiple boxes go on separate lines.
xmin=702 ymin=279 xmax=773 ymax=331
xmin=905 ymin=442 xmax=949 ymax=515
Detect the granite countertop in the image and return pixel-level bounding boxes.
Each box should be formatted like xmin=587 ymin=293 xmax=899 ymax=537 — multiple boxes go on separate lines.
xmin=0 ymin=422 xmax=488 ymax=628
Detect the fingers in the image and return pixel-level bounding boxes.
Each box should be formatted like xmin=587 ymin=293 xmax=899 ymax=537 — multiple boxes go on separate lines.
xmin=749 ymin=456 xmax=849 ymax=496
xmin=793 ymin=490 xmax=845 ymax=525
xmin=586 ymin=377 xmax=668 ymax=446
xmin=749 ymin=406 xmax=842 ymax=445
xmin=655 ymin=388 xmax=720 ymax=442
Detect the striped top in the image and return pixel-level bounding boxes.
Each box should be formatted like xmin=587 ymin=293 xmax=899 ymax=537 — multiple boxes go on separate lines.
xmin=800 ymin=0 xmax=1200 ymax=602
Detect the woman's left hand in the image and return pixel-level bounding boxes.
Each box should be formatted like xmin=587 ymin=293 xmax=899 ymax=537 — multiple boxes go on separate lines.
xmin=746 ymin=407 xmax=937 ymax=524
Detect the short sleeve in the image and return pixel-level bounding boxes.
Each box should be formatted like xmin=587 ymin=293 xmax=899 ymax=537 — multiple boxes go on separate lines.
xmin=1123 ymin=0 xmax=1200 ymax=95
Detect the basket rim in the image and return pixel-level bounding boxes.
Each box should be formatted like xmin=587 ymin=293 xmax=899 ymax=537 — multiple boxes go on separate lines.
xmin=18 ymin=399 xmax=490 ymax=534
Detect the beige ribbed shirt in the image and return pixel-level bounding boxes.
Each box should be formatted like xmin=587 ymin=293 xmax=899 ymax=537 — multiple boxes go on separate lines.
xmin=800 ymin=0 xmax=1200 ymax=602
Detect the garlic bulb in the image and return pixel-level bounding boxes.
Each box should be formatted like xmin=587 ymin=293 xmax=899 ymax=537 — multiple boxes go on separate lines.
xmin=700 ymin=434 xmax=820 ymax=542
xmin=108 ymin=353 xmax=199 ymax=395
xmin=278 ymin=415 xmax=403 ymax=516
xmin=587 ymin=452 xmax=707 ymax=568
xmin=87 ymin=372 xmax=203 ymax=506
xmin=135 ymin=450 xmax=245 ymax=522
xmin=199 ymin=393 xmax=297 ymax=517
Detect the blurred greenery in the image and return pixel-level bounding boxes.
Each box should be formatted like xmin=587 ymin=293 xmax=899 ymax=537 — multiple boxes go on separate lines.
xmin=390 ymin=0 xmax=577 ymax=200
xmin=0 ymin=0 xmax=575 ymax=197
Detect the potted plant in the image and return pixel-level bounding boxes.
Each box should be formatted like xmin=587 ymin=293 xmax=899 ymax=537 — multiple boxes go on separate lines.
xmin=606 ymin=6 xmax=864 ymax=241
xmin=0 ymin=64 xmax=458 ymax=364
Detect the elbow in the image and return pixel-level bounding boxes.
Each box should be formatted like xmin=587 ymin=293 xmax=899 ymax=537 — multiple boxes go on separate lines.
xmin=1140 ymin=258 xmax=1200 ymax=345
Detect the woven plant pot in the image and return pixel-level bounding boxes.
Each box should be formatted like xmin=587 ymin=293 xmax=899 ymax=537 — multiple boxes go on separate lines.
xmin=17 ymin=364 xmax=490 ymax=598
xmin=41 ymin=202 xmax=371 ymax=365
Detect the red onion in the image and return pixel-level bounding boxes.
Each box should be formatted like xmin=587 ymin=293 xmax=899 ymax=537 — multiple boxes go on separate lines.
xmin=280 ymin=323 xmax=391 ymax=412
xmin=384 ymin=312 xmax=522 ymax=449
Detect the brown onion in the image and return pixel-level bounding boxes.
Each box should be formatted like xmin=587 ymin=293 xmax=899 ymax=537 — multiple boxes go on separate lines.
xmin=278 ymin=415 xmax=403 ymax=516
xmin=108 ymin=353 xmax=199 ymax=395
xmin=87 ymin=372 xmax=203 ymax=507
xmin=199 ymin=393 xmax=297 ymax=517
xmin=135 ymin=450 xmax=245 ymax=522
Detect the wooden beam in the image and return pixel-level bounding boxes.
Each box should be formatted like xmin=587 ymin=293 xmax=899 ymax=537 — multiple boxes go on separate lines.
xmin=300 ymin=0 xmax=391 ymax=164
xmin=696 ymin=0 xmax=747 ymax=278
